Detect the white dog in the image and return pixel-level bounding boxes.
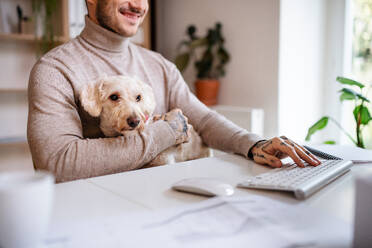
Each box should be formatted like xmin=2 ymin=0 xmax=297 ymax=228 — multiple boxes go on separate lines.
xmin=80 ymin=75 xmax=211 ymax=167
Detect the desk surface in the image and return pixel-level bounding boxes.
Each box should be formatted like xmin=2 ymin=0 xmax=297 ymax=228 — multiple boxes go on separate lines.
xmin=50 ymin=154 xmax=372 ymax=246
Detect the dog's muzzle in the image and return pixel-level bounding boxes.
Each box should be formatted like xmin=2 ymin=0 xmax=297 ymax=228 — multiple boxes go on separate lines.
xmin=127 ymin=116 xmax=141 ymax=128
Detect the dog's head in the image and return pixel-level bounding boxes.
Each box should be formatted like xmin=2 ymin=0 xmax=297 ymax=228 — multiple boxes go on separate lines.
xmin=80 ymin=75 xmax=156 ymax=137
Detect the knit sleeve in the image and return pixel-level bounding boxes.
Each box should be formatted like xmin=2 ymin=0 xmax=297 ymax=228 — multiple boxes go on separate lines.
xmin=166 ymin=62 xmax=263 ymax=158
xmin=27 ymin=62 xmax=177 ymax=183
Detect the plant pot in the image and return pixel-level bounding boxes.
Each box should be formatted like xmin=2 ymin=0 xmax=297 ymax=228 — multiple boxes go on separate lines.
xmin=195 ymin=79 xmax=220 ymax=106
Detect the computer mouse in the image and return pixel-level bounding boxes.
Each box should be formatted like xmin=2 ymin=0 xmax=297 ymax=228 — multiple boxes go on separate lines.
xmin=171 ymin=177 xmax=235 ymax=197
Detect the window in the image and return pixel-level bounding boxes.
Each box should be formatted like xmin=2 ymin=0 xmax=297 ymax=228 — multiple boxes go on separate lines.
xmin=352 ymin=0 xmax=372 ymax=78
xmin=342 ymin=0 xmax=372 ymax=148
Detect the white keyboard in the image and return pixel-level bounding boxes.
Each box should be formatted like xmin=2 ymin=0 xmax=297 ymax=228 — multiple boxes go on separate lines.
xmin=238 ymin=159 xmax=353 ymax=199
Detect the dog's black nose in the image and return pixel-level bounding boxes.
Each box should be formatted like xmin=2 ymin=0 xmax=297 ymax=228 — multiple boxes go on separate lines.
xmin=127 ymin=116 xmax=140 ymax=128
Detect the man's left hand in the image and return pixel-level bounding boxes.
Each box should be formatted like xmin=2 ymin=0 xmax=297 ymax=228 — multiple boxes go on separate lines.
xmin=250 ymin=136 xmax=321 ymax=168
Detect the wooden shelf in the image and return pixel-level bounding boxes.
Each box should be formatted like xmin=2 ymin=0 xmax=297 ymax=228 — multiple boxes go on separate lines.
xmin=0 ymin=87 xmax=28 ymax=92
xmin=0 ymin=33 xmax=35 ymax=42
xmin=0 ymin=32 xmax=69 ymax=43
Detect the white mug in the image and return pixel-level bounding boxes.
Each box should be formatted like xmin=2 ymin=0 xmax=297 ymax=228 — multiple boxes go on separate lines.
xmin=0 ymin=171 xmax=54 ymax=248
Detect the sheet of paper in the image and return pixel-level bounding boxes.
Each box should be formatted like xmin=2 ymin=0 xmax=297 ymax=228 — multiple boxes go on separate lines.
xmin=46 ymin=195 xmax=352 ymax=248
xmin=310 ymin=144 xmax=372 ymax=163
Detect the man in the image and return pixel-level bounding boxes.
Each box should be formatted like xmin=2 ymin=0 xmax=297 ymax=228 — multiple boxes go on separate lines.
xmin=27 ymin=0 xmax=320 ymax=183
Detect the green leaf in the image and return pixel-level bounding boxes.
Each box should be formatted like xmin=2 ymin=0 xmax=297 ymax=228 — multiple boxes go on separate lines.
xmin=305 ymin=116 xmax=329 ymax=141
xmin=323 ymin=140 xmax=336 ymax=145
xmin=353 ymin=105 xmax=372 ymax=125
xmin=176 ymin=40 xmax=190 ymax=51
xmin=195 ymin=49 xmax=213 ymax=78
xmin=175 ymin=53 xmax=190 ymax=72
xmin=356 ymin=94 xmax=370 ymax=102
xmin=189 ymin=38 xmax=208 ymax=49
xmin=339 ymin=88 xmax=370 ymax=102
xmin=339 ymin=88 xmax=357 ymax=101
xmin=339 ymin=92 xmax=357 ymax=101
xmin=187 ymin=25 xmax=197 ymax=39
xmin=337 ymin=77 xmax=364 ymax=89
xmin=217 ymin=47 xmax=230 ymax=64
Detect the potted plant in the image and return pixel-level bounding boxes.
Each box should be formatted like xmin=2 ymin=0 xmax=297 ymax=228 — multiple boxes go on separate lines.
xmin=175 ymin=23 xmax=230 ymax=106
xmin=306 ymin=77 xmax=371 ymax=148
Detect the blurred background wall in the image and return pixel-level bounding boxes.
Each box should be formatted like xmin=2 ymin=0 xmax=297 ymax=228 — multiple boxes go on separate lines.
xmin=156 ymin=0 xmax=280 ymax=138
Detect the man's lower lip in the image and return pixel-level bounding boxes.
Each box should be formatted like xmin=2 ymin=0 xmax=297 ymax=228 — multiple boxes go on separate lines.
xmin=120 ymin=12 xmax=140 ymax=21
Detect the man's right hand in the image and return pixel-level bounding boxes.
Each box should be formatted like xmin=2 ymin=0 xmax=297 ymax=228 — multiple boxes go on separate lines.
xmin=155 ymin=109 xmax=192 ymax=144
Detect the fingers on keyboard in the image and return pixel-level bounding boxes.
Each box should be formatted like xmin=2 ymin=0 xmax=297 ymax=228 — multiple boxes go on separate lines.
xmin=274 ymin=141 xmax=304 ymax=168
xmin=296 ymin=145 xmax=321 ymax=165
xmin=282 ymin=138 xmax=321 ymax=166
xmin=293 ymin=144 xmax=320 ymax=166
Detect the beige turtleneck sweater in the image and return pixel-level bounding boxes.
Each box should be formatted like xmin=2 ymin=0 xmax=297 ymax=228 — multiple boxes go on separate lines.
xmin=27 ymin=17 xmax=262 ymax=183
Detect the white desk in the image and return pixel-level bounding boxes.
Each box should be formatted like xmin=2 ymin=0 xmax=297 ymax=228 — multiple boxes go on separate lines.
xmin=50 ymin=154 xmax=372 ymax=247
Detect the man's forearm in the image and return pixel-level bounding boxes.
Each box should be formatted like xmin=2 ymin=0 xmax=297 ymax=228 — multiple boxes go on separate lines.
xmin=29 ymin=121 xmax=176 ymax=183
xmin=195 ymin=110 xmax=263 ymax=157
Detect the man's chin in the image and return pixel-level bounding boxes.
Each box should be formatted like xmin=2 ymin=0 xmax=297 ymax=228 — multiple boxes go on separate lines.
xmin=115 ymin=23 xmax=141 ymax=37
xmin=122 ymin=29 xmax=139 ymax=37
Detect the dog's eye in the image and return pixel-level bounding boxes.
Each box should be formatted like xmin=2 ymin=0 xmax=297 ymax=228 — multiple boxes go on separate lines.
xmin=109 ymin=94 xmax=119 ymax=101
xmin=136 ymin=95 xmax=142 ymax=102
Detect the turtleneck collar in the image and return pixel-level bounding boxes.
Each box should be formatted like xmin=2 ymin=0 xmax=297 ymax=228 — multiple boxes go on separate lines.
xmin=80 ymin=16 xmax=130 ymax=53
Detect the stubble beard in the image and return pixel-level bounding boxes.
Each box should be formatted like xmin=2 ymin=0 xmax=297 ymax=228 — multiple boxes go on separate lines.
xmin=96 ymin=0 xmax=118 ymax=34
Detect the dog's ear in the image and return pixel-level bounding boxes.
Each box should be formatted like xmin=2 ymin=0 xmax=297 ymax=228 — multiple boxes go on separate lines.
xmin=80 ymin=82 xmax=103 ymax=117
